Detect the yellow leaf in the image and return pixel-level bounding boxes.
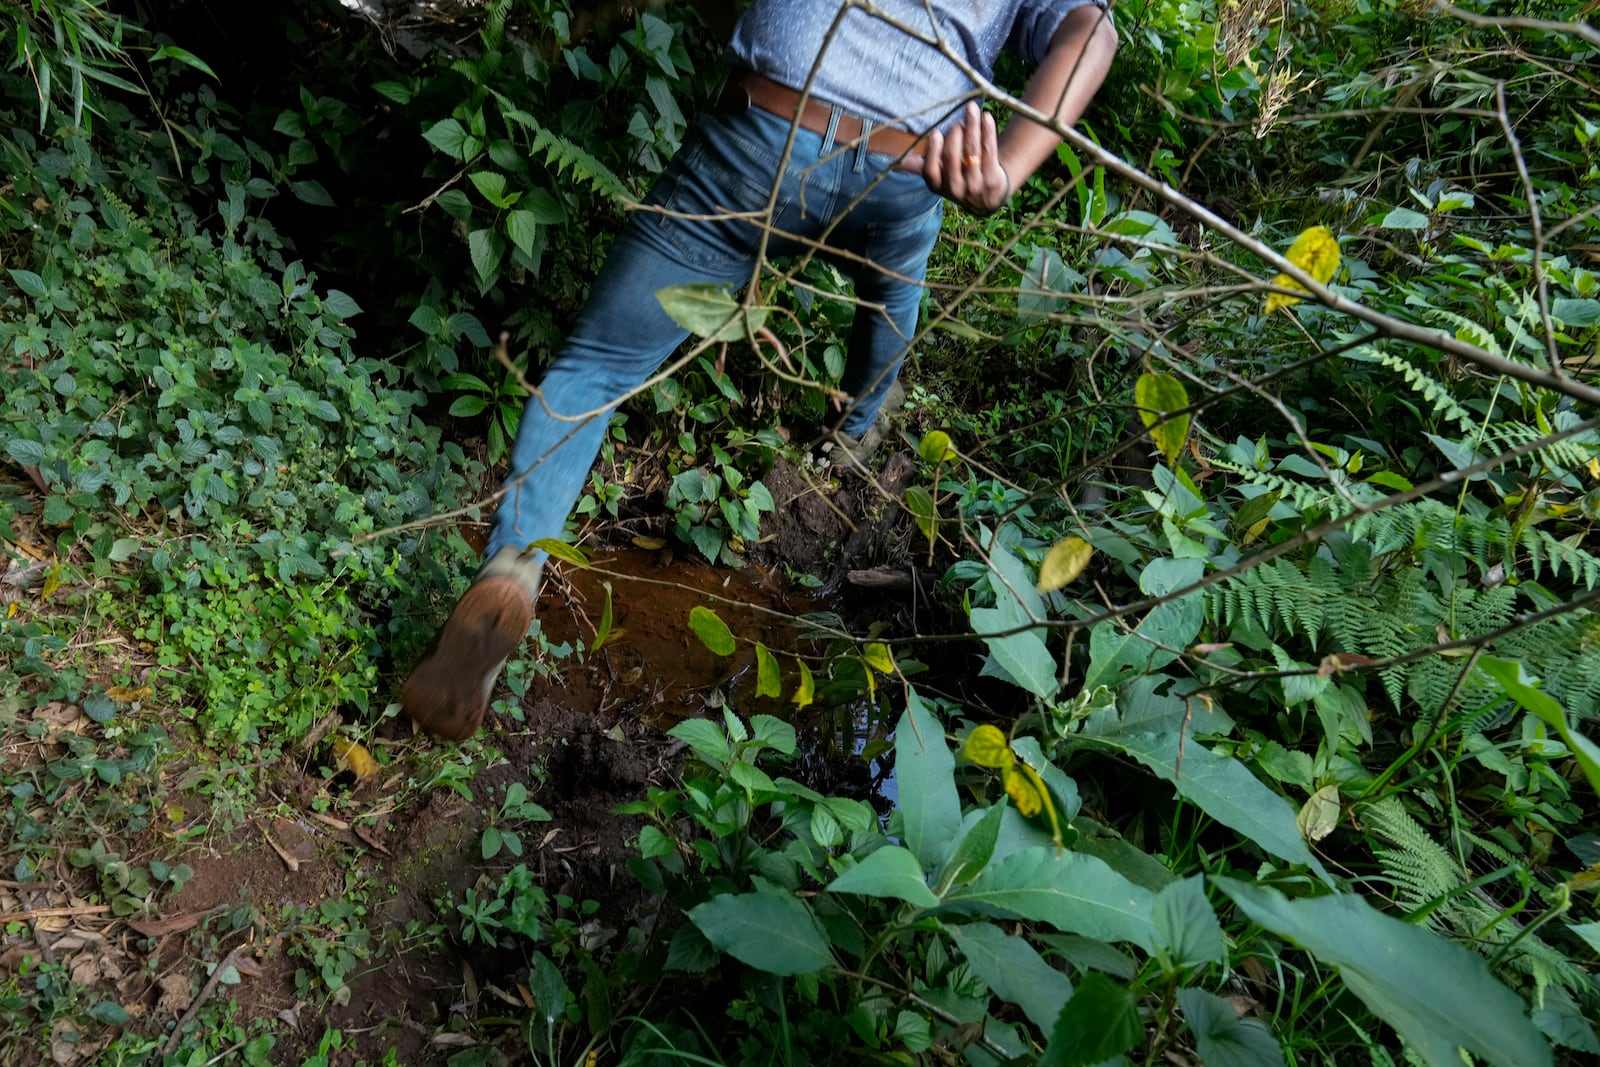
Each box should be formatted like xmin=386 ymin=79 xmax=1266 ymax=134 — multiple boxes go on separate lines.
xmin=963 ymin=725 xmax=1015 ymax=771
xmin=1002 ymin=765 xmax=1043 ymax=817
xmin=331 ymin=738 xmax=380 ymax=780
xmin=755 ymin=642 xmax=781 ymax=699
xmin=1296 ymin=784 xmax=1340 ymax=842
xmin=919 ymin=430 xmax=956 ymax=464
xmin=1036 ymin=537 xmax=1093 ymax=593
xmin=791 ymin=658 xmax=815 ymax=709
xmin=1135 ymin=371 xmax=1190 ymax=465
xmin=863 ymin=642 xmax=895 ymax=675
xmin=165 ymin=804 xmax=186 ymax=825
xmin=105 ymin=685 xmax=154 ymax=702
xmin=1569 ymin=864 xmax=1600 ymax=893
xmin=40 ymin=563 xmax=62 ymax=600
xmin=631 ymin=535 xmax=666 ymax=550
xmin=1265 ymin=225 xmax=1340 ymax=313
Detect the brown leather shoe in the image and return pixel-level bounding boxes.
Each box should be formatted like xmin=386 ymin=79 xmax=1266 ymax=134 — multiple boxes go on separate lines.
xmin=401 ymin=551 xmax=541 ymax=740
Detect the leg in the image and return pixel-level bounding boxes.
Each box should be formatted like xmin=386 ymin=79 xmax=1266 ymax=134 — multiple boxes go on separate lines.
xmin=834 ymin=192 xmax=944 ymax=440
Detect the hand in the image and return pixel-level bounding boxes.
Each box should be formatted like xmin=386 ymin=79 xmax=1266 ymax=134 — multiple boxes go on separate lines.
xmin=899 ymin=101 xmax=1012 ymax=216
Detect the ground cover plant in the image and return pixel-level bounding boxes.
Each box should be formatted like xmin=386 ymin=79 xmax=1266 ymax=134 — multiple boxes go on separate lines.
xmin=3 ymin=0 xmax=1600 ymax=1064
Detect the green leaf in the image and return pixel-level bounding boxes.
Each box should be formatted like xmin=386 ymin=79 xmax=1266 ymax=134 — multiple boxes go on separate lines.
xmin=1083 ymin=557 xmax=1204 ymax=689
xmin=322 ymin=289 xmax=362 ymax=318
xmin=1083 ymin=677 xmax=1323 ymax=875
xmin=667 ymin=718 xmax=730 ymax=767
xmin=518 ymin=186 xmax=567 ymax=224
xmin=1480 ymin=657 xmax=1600 ymax=799
xmin=948 ymin=922 xmax=1071 ymax=1033
xmin=688 ymin=892 xmax=834 ymax=975
xmin=469 ymin=171 xmax=508 ymax=206
xmin=1039 ymin=973 xmax=1141 ymax=1067
xmin=448 ymin=396 xmax=490 ymax=417
xmin=941 ymin=803 xmax=1006 ymax=888
xmin=1176 ymin=987 xmax=1285 ymax=1067
xmin=590 ymin=580 xmax=614 ymax=651
xmin=9 ymin=269 xmax=47 ymax=298
xmin=656 ymin=283 xmax=767 ymax=341
xmin=88 ymin=1000 xmax=129 ymax=1025
xmin=422 ymin=118 xmax=469 ymax=159
xmin=481 ymin=826 xmax=503 ymax=859
xmin=1153 ymin=876 xmax=1226 ymax=968
xmin=1135 ymin=371 xmax=1190 ymax=465
xmin=82 ymin=694 xmax=116 ymax=725
xmin=531 ymin=538 xmax=590 ymax=568
xmin=151 ymin=45 xmax=217 ymax=79
xmin=505 ymin=209 xmax=540 ymax=256
xmin=828 ymin=845 xmax=938 ymax=907
xmin=894 ymin=690 xmax=961 ymax=869
xmin=945 ymin=847 xmax=1156 ymax=949
xmin=1214 ymin=878 xmax=1551 ymax=1067
xmin=1379 ymin=206 xmax=1430 ymax=230
xmin=290 ymin=180 xmax=334 ymax=207
xmin=467 ymin=227 xmax=502 ymax=281
xmin=751 ymin=714 xmax=797 ymax=755
xmin=755 ymin=642 xmax=781 ymax=699
xmin=7 ymin=438 xmax=46 ymax=466
xmin=688 ymin=605 xmax=735 ymax=656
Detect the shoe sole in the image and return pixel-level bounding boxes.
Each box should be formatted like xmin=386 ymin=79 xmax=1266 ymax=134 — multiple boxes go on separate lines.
xmin=400 ymin=576 xmax=533 ymax=740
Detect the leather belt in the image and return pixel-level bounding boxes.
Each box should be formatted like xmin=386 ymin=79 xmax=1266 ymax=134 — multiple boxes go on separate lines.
xmin=717 ymin=70 xmax=924 ymax=158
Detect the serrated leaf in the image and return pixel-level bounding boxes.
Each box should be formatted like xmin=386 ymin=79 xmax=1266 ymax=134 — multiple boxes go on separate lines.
xmin=468 ymin=170 xmax=508 ymax=206
xmin=1176 ymin=987 xmax=1286 ymax=1067
xmin=1135 ymin=371 xmax=1190 ymax=465
xmin=505 ymin=209 xmax=539 ymax=256
xmin=322 ymin=289 xmax=362 ymax=318
xmin=688 ymin=892 xmax=834 ymax=975
xmin=1037 ymin=537 xmax=1092 ymax=593
xmin=754 ymin=642 xmax=781 ymax=699
xmin=667 ymin=718 xmax=731 ymax=766
xmin=1153 ymin=876 xmax=1227 ymax=967
xmin=1039 ymin=973 xmax=1141 ymax=1066
xmin=656 ymin=284 xmax=766 ymax=341
xmin=688 ymin=605 xmax=735 ymax=656
xmin=422 ymin=118 xmax=469 ymax=159
xmin=828 ymin=845 xmax=937 ymax=906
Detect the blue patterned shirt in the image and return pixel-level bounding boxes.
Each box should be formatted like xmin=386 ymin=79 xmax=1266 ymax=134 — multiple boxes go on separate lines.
xmin=729 ymin=0 xmax=1108 ymax=132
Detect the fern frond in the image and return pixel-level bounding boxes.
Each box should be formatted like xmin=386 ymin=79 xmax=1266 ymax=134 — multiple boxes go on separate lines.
xmin=1354 ymin=344 xmax=1476 ymax=433
xmin=530 ymin=127 xmax=628 ymax=200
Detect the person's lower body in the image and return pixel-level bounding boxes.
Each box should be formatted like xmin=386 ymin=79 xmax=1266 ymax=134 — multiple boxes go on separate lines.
xmin=401 ymin=100 xmax=943 ymax=738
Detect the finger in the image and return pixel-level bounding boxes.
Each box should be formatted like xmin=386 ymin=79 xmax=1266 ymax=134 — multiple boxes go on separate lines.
xmin=921 ymin=130 xmax=944 ymax=191
xmin=896 ymin=153 xmax=925 ymax=175
xmin=981 ymin=111 xmax=1007 ymax=205
xmin=942 ymin=122 xmax=967 ymax=200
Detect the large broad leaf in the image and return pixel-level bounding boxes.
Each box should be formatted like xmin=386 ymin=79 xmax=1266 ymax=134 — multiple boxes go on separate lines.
xmin=944 ymin=847 xmax=1155 ymax=950
xmin=1175 ymin=987 xmax=1285 ymax=1067
xmin=894 ymin=690 xmax=961 ymax=869
xmin=1153 ymin=876 xmax=1226 ymax=968
xmin=1214 ymin=878 xmax=1551 ymax=1067
xmin=949 ymin=922 xmax=1072 ymax=1033
xmin=1082 ymin=677 xmax=1324 ymax=877
xmin=828 ymin=845 xmax=938 ymax=907
xmin=1082 ymin=557 xmax=1205 ymax=690
xmin=688 ymin=892 xmax=834 ymax=976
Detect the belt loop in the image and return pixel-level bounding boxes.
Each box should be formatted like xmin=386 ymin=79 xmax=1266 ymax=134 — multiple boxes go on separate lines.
xmin=855 ymin=118 xmax=874 ymax=172
xmin=821 ymin=106 xmax=841 ymax=155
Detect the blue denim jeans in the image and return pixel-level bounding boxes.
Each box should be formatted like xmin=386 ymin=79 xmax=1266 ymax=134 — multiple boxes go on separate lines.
xmin=486 ymin=102 xmax=944 ymax=561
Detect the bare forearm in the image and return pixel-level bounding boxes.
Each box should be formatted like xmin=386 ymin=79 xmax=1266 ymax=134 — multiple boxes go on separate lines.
xmin=998 ymin=5 xmax=1119 ymax=189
